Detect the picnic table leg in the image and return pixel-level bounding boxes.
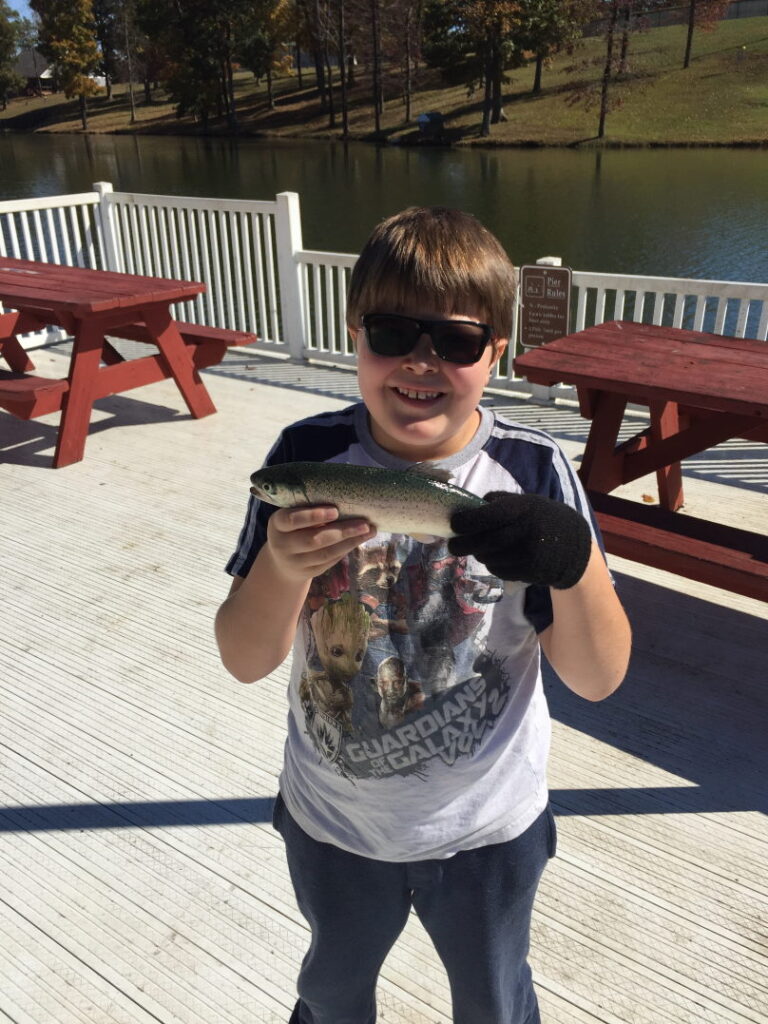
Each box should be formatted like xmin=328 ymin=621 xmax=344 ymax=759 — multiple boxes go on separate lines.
xmin=0 ymin=311 xmax=37 ymax=372
xmin=53 ymin=319 xmax=104 ymax=468
xmin=142 ymin=306 xmax=216 ymax=418
xmin=578 ymin=390 xmax=627 ymax=494
xmin=649 ymin=400 xmax=684 ymax=511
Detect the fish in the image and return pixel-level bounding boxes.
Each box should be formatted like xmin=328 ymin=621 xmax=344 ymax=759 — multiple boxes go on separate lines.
xmin=249 ymin=461 xmax=485 ymax=540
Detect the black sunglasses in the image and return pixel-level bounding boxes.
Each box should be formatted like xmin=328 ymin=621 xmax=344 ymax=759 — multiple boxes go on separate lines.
xmin=361 ymin=312 xmax=493 ymax=365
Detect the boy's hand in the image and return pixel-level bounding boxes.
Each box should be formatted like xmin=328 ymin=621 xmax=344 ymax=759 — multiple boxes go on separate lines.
xmin=448 ymin=492 xmax=592 ymax=589
xmin=266 ymin=505 xmax=375 ymax=583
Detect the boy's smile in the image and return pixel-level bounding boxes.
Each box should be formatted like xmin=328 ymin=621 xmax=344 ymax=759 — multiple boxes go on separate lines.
xmin=354 ymin=309 xmax=508 ymax=462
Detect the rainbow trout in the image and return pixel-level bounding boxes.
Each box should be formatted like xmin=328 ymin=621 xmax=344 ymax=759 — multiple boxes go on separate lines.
xmin=249 ymin=461 xmax=485 ymax=539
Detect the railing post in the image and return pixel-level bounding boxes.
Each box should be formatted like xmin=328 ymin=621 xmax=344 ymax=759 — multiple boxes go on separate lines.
xmin=93 ymin=182 xmax=121 ymax=273
xmin=528 ymin=256 xmax=563 ymax=404
xmin=275 ymin=191 xmax=307 ymax=360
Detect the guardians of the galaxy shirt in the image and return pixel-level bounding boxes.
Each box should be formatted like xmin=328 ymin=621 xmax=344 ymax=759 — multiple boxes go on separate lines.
xmin=226 ymin=403 xmax=599 ymax=861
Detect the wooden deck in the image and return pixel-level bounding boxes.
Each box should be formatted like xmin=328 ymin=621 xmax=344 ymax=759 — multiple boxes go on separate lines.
xmin=1 ymin=342 xmax=766 ymax=1024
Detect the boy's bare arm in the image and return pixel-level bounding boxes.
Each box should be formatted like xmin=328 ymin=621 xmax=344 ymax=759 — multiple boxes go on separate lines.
xmin=539 ymin=543 xmax=631 ymax=701
xmin=216 ymin=506 xmax=375 ymax=683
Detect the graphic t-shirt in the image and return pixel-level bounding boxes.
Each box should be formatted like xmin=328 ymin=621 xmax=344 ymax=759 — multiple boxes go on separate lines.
xmin=226 ymin=403 xmax=598 ymax=861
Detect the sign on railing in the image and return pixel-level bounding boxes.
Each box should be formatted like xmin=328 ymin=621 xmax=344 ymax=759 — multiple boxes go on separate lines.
xmin=519 ymin=264 xmax=573 ymax=348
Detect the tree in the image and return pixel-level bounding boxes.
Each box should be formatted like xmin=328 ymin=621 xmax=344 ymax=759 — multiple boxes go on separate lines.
xmin=31 ymin=0 xmax=102 ymax=129
xmin=423 ymin=0 xmax=523 ymax=137
xmin=136 ymin=0 xmax=256 ymax=130
xmin=92 ymin=0 xmax=120 ymax=99
xmin=237 ymin=0 xmax=293 ymax=111
xmin=519 ymin=0 xmax=598 ymax=95
xmin=683 ymin=0 xmax=729 ymax=69
xmin=0 ymin=0 xmax=23 ymax=108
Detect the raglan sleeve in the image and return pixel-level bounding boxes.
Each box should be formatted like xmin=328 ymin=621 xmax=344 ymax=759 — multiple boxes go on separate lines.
xmin=224 ymin=432 xmax=293 ymax=579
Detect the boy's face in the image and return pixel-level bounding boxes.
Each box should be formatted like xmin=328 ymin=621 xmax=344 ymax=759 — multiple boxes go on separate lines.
xmin=351 ymin=305 xmax=508 ymax=462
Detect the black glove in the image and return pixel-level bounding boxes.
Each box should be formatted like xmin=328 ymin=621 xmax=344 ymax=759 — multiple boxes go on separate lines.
xmin=448 ymin=491 xmax=592 ymax=589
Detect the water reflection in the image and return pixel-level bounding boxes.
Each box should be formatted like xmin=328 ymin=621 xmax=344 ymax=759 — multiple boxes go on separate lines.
xmin=0 ymin=134 xmax=765 ymax=281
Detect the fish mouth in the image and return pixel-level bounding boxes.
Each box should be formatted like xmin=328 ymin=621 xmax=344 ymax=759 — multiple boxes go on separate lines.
xmin=392 ymin=386 xmax=445 ymax=403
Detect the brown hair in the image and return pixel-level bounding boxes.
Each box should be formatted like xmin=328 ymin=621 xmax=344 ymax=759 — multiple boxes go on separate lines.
xmin=346 ymin=206 xmax=516 ymax=340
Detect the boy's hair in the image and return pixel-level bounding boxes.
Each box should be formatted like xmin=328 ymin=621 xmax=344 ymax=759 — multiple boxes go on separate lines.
xmin=346 ymin=206 xmax=516 ymax=341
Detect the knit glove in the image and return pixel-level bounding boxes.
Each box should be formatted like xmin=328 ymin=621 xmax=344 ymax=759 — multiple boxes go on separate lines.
xmin=448 ymin=491 xmax=592 ymax=589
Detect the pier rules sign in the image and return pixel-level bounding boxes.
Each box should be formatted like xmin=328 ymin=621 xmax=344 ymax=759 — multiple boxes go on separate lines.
xmin=519 ymin=265 xmax=572 ymax=347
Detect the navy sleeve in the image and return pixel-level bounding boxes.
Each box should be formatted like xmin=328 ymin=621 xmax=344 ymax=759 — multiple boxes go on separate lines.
xmin=224 ymin=432 xmax=292 ymax=578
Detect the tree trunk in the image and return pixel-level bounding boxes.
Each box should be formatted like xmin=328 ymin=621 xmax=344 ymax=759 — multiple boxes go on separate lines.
xmin=338 ymin=0 xmax=349 ymax=137
xmin=490 ymin=26 xmax=504 ymax=124
xmin=532 ymin=53 xmax=543 ymax=95
xmin=598 ymin=0 xmax=619 ymax=139
xmin=404 ymin=11 xmax=413 ymax=122
xmin=123 ymin=11 xmax=137 ymax=124
xmin=296 ymin=38 xmax=303 ymax=88
xmin=619 ymin=4 xmax=631 ymax=77
xmin=325 ymin=51 xmax=335 ymax=128
xmin=684 ymin=0 xmax=696 ymax=68
xmin=79 ymin=93 xmax=88 ymax=131
xmin=267 ymin=66 xmax=275 ymax=109
xmin=371 ymin=0 xmax=382 ymax=133
xmin=480 ymin=42 xmax=492 ymax=137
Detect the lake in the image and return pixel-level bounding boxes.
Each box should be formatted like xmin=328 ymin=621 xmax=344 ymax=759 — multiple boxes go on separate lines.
xmin=0 ymin=134 xmax=766 ymax=283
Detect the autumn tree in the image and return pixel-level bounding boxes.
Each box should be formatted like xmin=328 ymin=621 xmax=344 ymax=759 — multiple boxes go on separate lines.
xmin=31 ymin=0 xmax=102 ymax=129
xmin=683 ymin=0 xmax=729 ymax=68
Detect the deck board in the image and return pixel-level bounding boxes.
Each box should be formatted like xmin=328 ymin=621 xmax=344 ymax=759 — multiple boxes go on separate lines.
xmin=0 ymin=343 xmax=766 ymax=1024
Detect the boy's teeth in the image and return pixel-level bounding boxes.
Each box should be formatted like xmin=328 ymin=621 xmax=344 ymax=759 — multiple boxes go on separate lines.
xmin=398 ymin=388 xmax=439 ymax=400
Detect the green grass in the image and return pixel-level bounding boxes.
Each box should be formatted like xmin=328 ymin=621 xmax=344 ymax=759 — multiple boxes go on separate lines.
xmin=2 ymin=17 xmax=766 ymax=145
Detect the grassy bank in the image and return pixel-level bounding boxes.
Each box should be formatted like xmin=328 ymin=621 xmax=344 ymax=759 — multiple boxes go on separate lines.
xmin=2 ymin=17 xmax=766 ymax=146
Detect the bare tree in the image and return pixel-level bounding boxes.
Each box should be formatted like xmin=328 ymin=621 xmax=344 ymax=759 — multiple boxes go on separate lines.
xmin=683 ymin=0 xmax=729 ymax=69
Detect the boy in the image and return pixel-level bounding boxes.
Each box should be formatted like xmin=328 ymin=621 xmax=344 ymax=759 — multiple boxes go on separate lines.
xmin=216 ymin=207 xmax=631 ymax=1024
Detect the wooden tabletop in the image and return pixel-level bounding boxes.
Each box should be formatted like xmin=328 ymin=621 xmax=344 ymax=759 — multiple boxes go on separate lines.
xmin=514 ymin=320 xmax=768 ymax=419
xmin=0 ymin=257 xmax=204 ymax=316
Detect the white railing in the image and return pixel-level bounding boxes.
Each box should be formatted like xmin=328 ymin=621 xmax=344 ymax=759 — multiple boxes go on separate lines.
xmin=0 ymin=189 xmax=103 ymax=267
xmin=2 ymin=184 xmax=766 ymax=396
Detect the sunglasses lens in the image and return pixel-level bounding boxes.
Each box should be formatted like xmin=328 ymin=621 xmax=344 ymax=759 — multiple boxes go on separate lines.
xmin=364 ymin=315 xmax=419 ymax=357
xmin=432 ymin=323 xmax=489 ymax=364
xmin=362 ymin=314 xmax=490 ymax=364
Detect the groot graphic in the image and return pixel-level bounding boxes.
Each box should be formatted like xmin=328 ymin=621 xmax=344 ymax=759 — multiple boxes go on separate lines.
xmin=301 ymin=594 xmax=372 ymax=734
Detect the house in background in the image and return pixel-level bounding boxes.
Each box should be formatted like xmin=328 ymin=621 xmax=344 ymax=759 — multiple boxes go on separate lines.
xmin=13 ymin=48 xmax=54 ymax=95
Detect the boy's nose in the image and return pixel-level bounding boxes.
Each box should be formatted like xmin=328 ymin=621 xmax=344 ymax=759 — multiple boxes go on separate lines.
xmin=403 ymin=332 xmax=438 ymax=368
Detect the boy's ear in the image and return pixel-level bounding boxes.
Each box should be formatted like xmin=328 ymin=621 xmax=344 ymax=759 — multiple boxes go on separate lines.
xmin=348 ymin=325 xmax=360 ymax=349
xmin=490 ymin=337 xmax=509 ymax=367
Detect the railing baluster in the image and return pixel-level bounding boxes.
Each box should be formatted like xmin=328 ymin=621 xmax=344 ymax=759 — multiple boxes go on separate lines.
xmin=22 ymin=211 xmax=36 ymax=260
xmin=263 ymin=214 xmax=280 ymax=345
xmin=240 ymin=213 xmax=258 ymax=338
xmin=249 ymin=213 xmax=269 ymax=343
xmin=734 ymin=299 xmax=750 ymax=338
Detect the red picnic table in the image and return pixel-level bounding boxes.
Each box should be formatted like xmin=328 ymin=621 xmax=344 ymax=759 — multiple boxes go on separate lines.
xmin=514 ymin=320 xmax=768 ymax=600
xmin=0 ymin=257 xmax=256 ymax=467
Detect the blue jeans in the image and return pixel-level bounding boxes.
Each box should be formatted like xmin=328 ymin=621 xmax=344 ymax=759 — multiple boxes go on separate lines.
xmin=273 ymin=793 xmax=556 ymax=1024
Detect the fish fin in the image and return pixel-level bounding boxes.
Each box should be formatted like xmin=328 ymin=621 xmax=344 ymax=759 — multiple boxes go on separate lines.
xmin=408 ymin=462 xmax=452 ymax=484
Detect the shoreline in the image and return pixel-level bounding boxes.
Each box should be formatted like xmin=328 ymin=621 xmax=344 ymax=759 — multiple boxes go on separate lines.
xmin=2 ymin=125 xmax=766 ymax=149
